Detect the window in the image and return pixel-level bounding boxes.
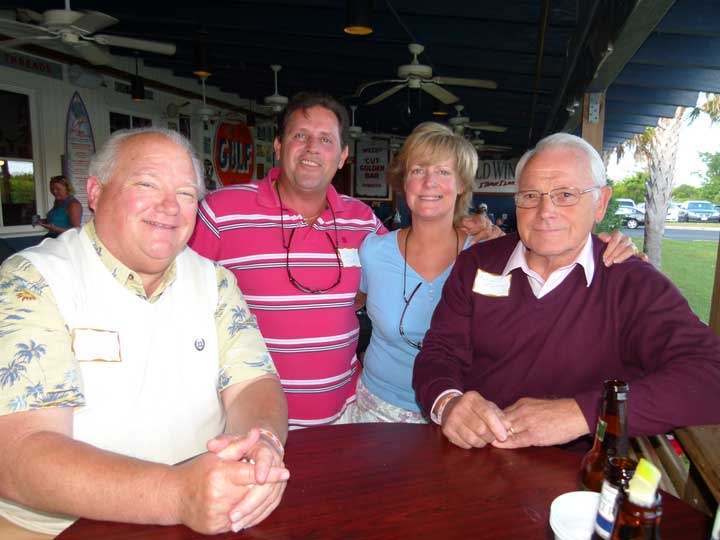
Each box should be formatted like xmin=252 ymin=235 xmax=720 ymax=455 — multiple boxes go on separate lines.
xmin=109 ymin=111 xmax=152 ymax=133
xmin=0 ymin=89 xmax=36 ymax=228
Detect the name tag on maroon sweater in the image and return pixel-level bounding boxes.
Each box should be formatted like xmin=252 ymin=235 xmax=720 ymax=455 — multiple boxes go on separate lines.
xmin=472 ymin=269 xmax=511 ymax=297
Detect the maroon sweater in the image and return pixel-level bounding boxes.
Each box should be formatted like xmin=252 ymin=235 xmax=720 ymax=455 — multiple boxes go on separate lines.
xmin=413 ymin=233 xmax=720 ymax=442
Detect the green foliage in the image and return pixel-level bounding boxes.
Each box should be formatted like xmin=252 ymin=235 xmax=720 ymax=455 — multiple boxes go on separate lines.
xmin=596 ymin=184 xmax=623 ymax=233
xmin=612 ymin=171 xmax=649 ymax=203
xmin=672 ymin=183 xmax=701 ymax=201
xmin=699 ymin=151 xmax=720 ymax=204
xmin=9 ymin=173 xmax=36 ymax=203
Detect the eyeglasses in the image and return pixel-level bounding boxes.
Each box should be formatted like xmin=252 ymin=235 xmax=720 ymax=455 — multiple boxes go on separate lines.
xmin=399 ymin=281 xmax=423 ymax=350
xmin=282 ymin=227 xmax=342 ymax=294
xmin=514 ymin=186 xmax=599 ymax=209
xmin=277 ymin=188 xmax=342 ymax=295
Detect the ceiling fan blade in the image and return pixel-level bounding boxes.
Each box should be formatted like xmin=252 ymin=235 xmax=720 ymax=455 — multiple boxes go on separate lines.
xmin=356 ymin=78 xmax=406 ymax=97
xmin=432 ymin=76 xmax=497 ymax=90
xmin=0 ymin=35 xmax=57 ymax=48
xmin=71 ymin=11 xmax=118 ymax=34
xmin=421 ymin=82 xmax=459 ymax=105
xmin=70 ymin=41 xmax=112 ymax=65
xmin=467 ymin=122 xmax=507 ymax=133
xmin=0 ymin=17 xmax=53 ymax=38
xmin=93 ymin=34 xmax=176 ymax=56
xmin=366 ymin=83 xmax=406 ymax=105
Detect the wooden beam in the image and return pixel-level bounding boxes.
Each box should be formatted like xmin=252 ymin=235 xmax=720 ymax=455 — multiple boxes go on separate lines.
xmin=582 ymin=92 xmax=606 ymax=154
xmin=710 ymin=239 xmax=720 ymax=336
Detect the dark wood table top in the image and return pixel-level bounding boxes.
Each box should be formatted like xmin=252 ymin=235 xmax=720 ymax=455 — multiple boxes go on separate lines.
xmin=58 ymin=423 xmax=712 ymax=540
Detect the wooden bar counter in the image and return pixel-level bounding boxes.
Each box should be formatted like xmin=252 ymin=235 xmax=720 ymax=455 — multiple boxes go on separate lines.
xmin=58 ymin=423 xmax=712 ymax=539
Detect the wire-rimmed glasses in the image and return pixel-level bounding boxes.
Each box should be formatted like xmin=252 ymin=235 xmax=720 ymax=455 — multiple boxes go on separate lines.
xmin=283 ymin=227 xmax=342 ymax=294
xmin=399 ymin=281 xmax=423 ymax=350
xmin=514 ymin=186 xmax=599 ymax=208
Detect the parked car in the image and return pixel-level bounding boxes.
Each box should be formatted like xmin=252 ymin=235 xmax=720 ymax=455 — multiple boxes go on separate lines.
xmin=616 ymin=198 xmax=638 ymax=211
xmin=678 ymin=200 xmax=720 ymax=222
xmin=615 ymin=207 xmax=645 ymax=229
xmin=666 ymin=203 xmax=682 ymax=222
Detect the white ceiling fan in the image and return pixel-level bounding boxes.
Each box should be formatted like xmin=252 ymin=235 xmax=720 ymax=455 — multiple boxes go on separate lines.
xmin=0 ymin=1 xmax=175 ymax=66
xmin=356 ymin=43 xmax=497 ymax=106
xmin=448 ymin=104 xmax=507 ymax=135
xmin=469 ymin=130 xmax=512 ymax=154
xmin=264 ymin=64 xmax=289 ymax=113
xmin=349 ymin=105 xmax=364 ymax=139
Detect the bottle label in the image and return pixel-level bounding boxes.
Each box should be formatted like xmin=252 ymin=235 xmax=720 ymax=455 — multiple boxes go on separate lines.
xmin=594 ymin=480 xmax=620 ymax=539
xmin=596 ymin=419 xmax=607 ymax=443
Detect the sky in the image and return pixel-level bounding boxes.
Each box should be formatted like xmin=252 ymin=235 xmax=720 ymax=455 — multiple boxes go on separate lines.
xmin=606 ymin=93 xmax=720 ymax=188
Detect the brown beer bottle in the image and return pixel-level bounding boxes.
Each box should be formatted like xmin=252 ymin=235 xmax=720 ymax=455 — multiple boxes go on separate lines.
xmin=579 ymin=379 xmax=629 ymax=492
xmin=591 ymin=456 xmax=638 ymax=539
xmin=610 ymin=458 xmax=663 ymax=540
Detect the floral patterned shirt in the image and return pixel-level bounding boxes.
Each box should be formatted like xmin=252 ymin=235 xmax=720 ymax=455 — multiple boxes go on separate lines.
xmin=0 ymin=221 xmax=277 ymax=415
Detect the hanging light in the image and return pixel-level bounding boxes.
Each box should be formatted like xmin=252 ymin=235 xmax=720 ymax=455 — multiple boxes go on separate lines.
xmin=131 ymin=56 xmax=145 ymax=103
xmin=432 ymin=103 xmax=450 ymax=116
xmin=193 ymin=29 xmax=212 ymax=78
xmin=344 ymin=0 xmax=374 ymax=35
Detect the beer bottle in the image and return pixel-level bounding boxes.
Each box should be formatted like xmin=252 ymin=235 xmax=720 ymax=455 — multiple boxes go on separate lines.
xmin=592 ymin=456 xmax=637 ymax=540
xmin=580 ymin=379 xmax=629 ymax=492
xmin=610 ymin=458 xmax=662 ymax=540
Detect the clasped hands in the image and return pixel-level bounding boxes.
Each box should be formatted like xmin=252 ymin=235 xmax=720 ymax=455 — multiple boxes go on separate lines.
xmin=176 ymin=428 xmax=289 ymax=535
xmin=440 ymin=392 xmax=590 ymax=450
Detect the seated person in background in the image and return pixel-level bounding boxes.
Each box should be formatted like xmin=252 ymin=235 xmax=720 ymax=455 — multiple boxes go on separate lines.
xmin=350 ymin=124 xmax=640 ymax=424
xmin=0 ymin=128 xmax=289 ymax=539
xmin=38 ymin=175 xmax=83 ymax=238
xmin=459 ymin=207 xmax=499 ymax=242
xmin=413 ymin=132 xmax=720 ymax=451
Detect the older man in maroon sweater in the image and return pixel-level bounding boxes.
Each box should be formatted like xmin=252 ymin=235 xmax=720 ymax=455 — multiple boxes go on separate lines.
xmin=413 ymin=132 xmax=720 ymax=451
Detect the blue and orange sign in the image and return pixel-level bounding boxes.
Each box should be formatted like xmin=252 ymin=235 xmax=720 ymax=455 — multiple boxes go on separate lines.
xmin=213 ymin=122 xmax=254 ymax=185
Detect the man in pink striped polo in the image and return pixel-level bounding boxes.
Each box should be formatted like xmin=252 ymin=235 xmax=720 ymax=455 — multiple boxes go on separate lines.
xmin=190 ymin=92 xmax=384 ymax=428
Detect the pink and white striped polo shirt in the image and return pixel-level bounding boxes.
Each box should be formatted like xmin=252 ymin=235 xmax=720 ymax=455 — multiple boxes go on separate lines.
xmin=190 ymin=168 xmax=384 ymax=426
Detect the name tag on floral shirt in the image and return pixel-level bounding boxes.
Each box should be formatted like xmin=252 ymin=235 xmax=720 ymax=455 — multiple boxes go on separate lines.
xmin=72 ymin=328 xmax=121 ymax=362
xmin=472 ymin=269 xmax=511 ymax=297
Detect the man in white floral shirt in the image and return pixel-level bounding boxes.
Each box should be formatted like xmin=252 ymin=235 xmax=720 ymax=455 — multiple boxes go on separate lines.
xmin=0 ymin=128 xmax=289 ymax=539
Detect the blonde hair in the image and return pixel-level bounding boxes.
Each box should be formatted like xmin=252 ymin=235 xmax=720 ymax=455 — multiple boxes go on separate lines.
xmin=387 ymin=122 xmax=477 ymax=223
xmin=50 ymin=175 xmax=75 ymax=196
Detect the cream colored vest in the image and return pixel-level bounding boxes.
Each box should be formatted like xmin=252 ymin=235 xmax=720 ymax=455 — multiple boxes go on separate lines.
xmin=0 ymin=229 xmax=222 ymax=535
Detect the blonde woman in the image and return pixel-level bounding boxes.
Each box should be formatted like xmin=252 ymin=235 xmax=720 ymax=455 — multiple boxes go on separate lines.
xmin=39 ymin=175 xmax=82 ymax=238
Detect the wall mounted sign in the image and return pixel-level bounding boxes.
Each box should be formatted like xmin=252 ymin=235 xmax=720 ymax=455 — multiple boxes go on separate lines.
xmin=353 ymin=138 xmax=390 ymax=200
xmin=1 ymin=50 xmax=63 ymax=80
xmin=65 ymin=91 xmax=95 ymax=223
xmin=213 ymin=122 xmax=254 ymax=185
xmin=474 ymin=159 xmax=519 ymax=193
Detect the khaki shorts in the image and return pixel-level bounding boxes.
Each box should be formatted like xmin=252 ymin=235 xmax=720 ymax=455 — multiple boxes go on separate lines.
xmin=0 ymin=516 xmax=55 ymax=540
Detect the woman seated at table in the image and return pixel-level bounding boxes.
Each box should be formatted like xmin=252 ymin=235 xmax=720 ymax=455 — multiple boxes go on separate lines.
xmin=349 ymin=123 xmax=637 ymax=423
xmin=38 ymin=175 xmax=82 ymax=238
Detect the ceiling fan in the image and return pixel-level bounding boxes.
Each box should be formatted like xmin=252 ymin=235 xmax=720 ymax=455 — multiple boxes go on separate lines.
xmin=356 ymin=43 xmax=497 ymax=106
xmin=469 ymin=130 xmax=512 ymax=154
xmin=264 ymin=64 xmax=289 ymax=113
xmin=0 ymin=2 xmax=175 ymax=66
xmin=349 ymin=105 xmax=364 ymax=139
xmin=448 ymin=104 xmax=507 ymax=135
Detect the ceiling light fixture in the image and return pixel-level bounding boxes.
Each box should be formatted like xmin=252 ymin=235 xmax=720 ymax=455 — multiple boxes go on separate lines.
xmin=432 ymin=103 xmax=449 ymax=116
xmin=344 ymin=0 xmax=374 ymax=35
xmin=192 ymin=29 xmax=212 ymax=78
xmin=131 ymin=56 xmax=145 ymax=103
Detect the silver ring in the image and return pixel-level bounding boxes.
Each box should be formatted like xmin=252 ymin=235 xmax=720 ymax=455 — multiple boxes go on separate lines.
xmin=508 ymin=426 xmax=516 ymax=436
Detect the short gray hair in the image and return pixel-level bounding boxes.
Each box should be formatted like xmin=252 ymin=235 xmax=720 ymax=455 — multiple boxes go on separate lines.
xmin=89 ymin=127 xmax=205 ymax=198
xmin=514 ymin=133 xmax=606 ymax=191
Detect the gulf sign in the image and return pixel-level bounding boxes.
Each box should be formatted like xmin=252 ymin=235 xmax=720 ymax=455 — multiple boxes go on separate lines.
xmin=214 ymin=122 xmax=254 ymax=185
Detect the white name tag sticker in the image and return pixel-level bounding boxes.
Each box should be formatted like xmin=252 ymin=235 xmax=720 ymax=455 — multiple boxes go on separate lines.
xmin=472 ymin=269 xmax=511 ymax=297
xmin=72 ymin=328 xmax=121 ymax=362
xmin=338 ymin=248 xmax=361 ymax=267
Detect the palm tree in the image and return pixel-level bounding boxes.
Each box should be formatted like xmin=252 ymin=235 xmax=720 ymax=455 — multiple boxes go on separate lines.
xmin=615 ymin=93 xmax=719 ymax=269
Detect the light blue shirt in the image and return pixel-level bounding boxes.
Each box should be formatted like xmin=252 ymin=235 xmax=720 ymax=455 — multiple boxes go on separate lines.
xmin=359 ymin=230 xmax=470 ymax=412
